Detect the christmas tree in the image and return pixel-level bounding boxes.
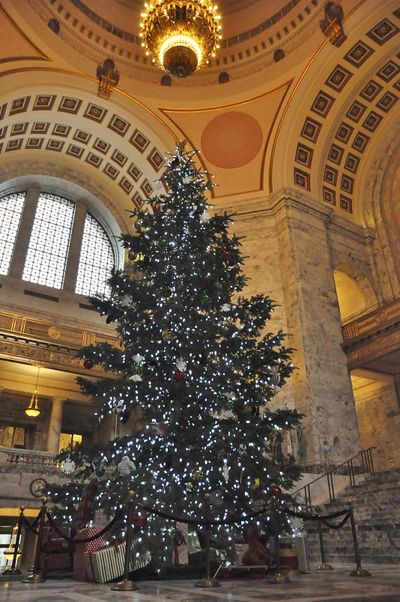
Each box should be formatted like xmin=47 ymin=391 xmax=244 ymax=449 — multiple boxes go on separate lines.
xmin=50 ymin=143 xmax=301 ymax=568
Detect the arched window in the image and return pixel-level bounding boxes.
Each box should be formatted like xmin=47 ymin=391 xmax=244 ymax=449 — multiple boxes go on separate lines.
xmin=0 ymin=192 xmax=25 ymax=275
xmin=0 ymin=188 xmax=116 ymax=297
xmin=22 ymin=193 xmax=75 ymax=289
xmin=75 ymin=213 xmax=115 ymax=297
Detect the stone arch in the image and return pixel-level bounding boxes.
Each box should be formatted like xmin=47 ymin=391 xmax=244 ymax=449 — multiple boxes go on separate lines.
xmin=333 ymin=263 xmax=377 ymax=322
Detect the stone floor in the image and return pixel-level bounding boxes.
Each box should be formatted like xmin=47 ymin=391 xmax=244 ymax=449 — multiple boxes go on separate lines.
xmin=0 ymin=566 xmax=399 ymax=601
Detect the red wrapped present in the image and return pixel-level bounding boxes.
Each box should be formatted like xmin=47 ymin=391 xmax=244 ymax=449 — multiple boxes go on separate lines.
xmin=73 ymin=528 xmax=106 ymax=581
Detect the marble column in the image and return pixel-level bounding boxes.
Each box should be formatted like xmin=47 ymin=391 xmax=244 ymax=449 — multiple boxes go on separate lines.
xmin=272 ymin=190 xmax=360 ymax=466
xmin=47 ymin=397 xmax=64 ymax=453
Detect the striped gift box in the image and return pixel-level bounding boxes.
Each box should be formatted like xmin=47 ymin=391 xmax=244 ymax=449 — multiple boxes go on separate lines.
xmin=84 ymin=541 xmax=150 ymax=584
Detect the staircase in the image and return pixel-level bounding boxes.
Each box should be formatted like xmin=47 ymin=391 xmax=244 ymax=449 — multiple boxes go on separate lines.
xmin=304 ymin=468 xmax=400 ymax=565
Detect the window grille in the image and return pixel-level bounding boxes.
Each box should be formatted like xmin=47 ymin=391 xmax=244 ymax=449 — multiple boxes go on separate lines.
xmin=75 ymin=213 xmax=114 ymax=296
xmin=0 ymin=192 xmax=26 ymax=275
xmin=22 ymin=193 xmax=75 ymax=289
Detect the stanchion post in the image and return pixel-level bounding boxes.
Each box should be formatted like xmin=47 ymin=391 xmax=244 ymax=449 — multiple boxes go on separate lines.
xmin=348 ymin=504 xmax=371 ymax=577
xmin=195 ymin=493 xmax=221 ymax=588
xmin=22 ymin=499 xmax=46 ymax=584
xmin=267 ymin=498 xmax=290 ymax=584
xmin=3 ymin=506 xmax=24 ymax=575
xmin=111 ymin=490 xmax=139 ymax=591
xmin=317 ymin=520 xmax=333 ymax=571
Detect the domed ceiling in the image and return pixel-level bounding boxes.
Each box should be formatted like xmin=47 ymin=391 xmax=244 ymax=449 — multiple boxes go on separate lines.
xmin=21 ymin=0 xmax=323 ymax=85
xmin=1 ymin=0 xmax=400 ymax=225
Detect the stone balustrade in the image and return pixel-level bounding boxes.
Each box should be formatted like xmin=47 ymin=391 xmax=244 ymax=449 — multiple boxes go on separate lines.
xmin=0 ymin=446 xmax=58 ymax=470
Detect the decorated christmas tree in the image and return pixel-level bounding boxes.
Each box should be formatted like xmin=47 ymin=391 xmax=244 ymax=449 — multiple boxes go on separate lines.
xmin=49 ymin=143 xmax=301 ymax=569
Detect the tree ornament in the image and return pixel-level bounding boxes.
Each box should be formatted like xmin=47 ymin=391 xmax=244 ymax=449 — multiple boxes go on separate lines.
xmin=113 ymin=400 xmax=124 ymax=414
xmin=271 ymin=485 xmax=282 ymax=497
xmin=133 ymin=353 xmax=145 ymax=365
xmin=117 ymin=455 xmax=136 ymax=477
xmin=254 ymin=478 xmax=261 ymax=489
xmin=83 ymin=358 xmax=93 ymax=369
xmin=61 ymin=456 xmax=76 ymax=475
xmin=174 ymin=370 xmax=185 ymax=382
xmin=201 ymin=293 xmax=211 ymax=307
xmin=130 ymin=374 xmax=143 ymax=382
xmin=159 ymin=238 xmax=168 ymax=247
xmin=185 ymin=482 xmax=194 ymax=493
xmin=133 ymin=515 xmax=147 ymax=529
xmin=271 ymin=365 xmax=281 ymax=386
xmin=239 ymin=443 xmax=246 ymax=457
xmin=128 ymin=250 xmax=145 ymax=263
xmin=176 ymin=358 xmax=187 ymax=372
xmin=222 ymin=249 xmax=231 ymax=258
xmin=199 ymin=210 xmax=210 ymax=223
xmin=153 ymin=203 xmax=161 ymax=213
xmin=191 ymin=468 xmax=203 ymax=480
xmin=183 ymin=175 xmax=193 ymax=184
xmin=222 ymin=459 xmax=230 ymax=483
xmin=162 ymin=329 xmax=172 ymax=340
xmin=221 ymin=303 xmax=231 ymax=313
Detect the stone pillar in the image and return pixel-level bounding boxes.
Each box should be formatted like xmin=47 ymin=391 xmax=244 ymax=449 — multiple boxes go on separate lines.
xmin=273 ymin=190 xmax=360 ymax=466
xmin=8 ymin=187 xmax=40 ymax=279
xmin=47 ymin=398 xmax=64 ymax=453
xmin=63 ymin=202 xmax=87 ymax=293
xmin=394 ymin=374 xmax=400 ymax=411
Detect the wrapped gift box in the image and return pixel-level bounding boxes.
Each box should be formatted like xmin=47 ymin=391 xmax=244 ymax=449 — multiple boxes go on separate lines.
xmin=73 ymin=528 xmax=106 ymax=581
xmin=172 ymin=522 xmax=188 ymax=566
xmin=187 ymin=529 xmax=201 ymax=555
xmin=84 ymin=540 xmax=150 ymax=583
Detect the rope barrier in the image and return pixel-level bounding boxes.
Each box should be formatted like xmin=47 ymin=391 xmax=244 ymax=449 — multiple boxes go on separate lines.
xmin=135 ymin=500 xmax=273 ymax=526
xmin=45 ymin=509 xmax=123 ymax=544
xmin=283 ymin=506 xmax=351 ymax=529
xmin=20 ymin=508 xmax=42 ymax=535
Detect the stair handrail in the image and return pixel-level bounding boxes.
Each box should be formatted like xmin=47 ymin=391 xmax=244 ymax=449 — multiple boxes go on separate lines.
xmin=293 ymin=446 xmax=376 ymax=509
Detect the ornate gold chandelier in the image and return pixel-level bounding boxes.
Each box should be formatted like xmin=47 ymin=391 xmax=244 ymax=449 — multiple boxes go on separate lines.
xmin=139 ymin=1 xmax=222 ymax=78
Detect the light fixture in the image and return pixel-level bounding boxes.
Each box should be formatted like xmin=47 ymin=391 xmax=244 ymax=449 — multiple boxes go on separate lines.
xmin=139 ymin=1 xmax=222 ymax=78
xmin=25 ymin=366 xmax=41 ymax=418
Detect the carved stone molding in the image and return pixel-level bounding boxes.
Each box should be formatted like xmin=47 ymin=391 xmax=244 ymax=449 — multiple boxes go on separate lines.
xmin=0 ymin=309 xmax=119 ymax=375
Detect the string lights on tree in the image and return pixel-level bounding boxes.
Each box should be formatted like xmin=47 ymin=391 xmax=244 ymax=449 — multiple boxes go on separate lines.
xmin=48 ymin=142 xmax=301 ymax=568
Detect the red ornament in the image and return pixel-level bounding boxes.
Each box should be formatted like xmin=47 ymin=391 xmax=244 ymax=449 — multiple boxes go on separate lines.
xmin=222 ymin=249 xmax=231 ymax=258
xmin=133 ymin=515 xmax=147 ymax=529
xmin=83 ymin=358 xmax=94 ymax=369
xmin=174 ymin=370 xmax=185 ymax=382
xmin=153 ymin=203 xmax=161 ymax=213
xmin=271 ymin=485 xmax=282 ymax=497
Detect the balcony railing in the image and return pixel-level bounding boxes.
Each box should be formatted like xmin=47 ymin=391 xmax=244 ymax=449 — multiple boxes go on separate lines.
xmin=0 ymin=447 xmax=58 ymax=470
xmin=342 ymin=298 xmax=400 ymax=346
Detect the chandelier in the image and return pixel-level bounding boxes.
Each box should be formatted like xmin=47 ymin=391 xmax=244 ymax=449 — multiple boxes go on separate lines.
xmin=25 ymin=365 xmax=41 ymax=418
xmin=139 ymin=1 xmax=222 ymax=78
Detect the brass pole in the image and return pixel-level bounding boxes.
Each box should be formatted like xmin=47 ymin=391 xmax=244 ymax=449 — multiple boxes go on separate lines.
xmin=317 ymin=520 xmax=333 ymax=571
xmin=348 ymin=505 xmax=371 ymax=577
xmin=111 ymin=490 xmax=139 ymax=591
xmin=22 ymin=499 xmax=46 ymax=583
xmin=3 ymin=506 xmax=24 ymax=576
xmin=195 ymin=493 xmax=220 ymax=588
xmin=267 ymin=499 xmax=290 ymax=584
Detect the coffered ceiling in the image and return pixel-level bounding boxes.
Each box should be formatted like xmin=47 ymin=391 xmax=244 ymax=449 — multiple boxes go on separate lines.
xmin=0 ymin=0 xmax=399 ymax=225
